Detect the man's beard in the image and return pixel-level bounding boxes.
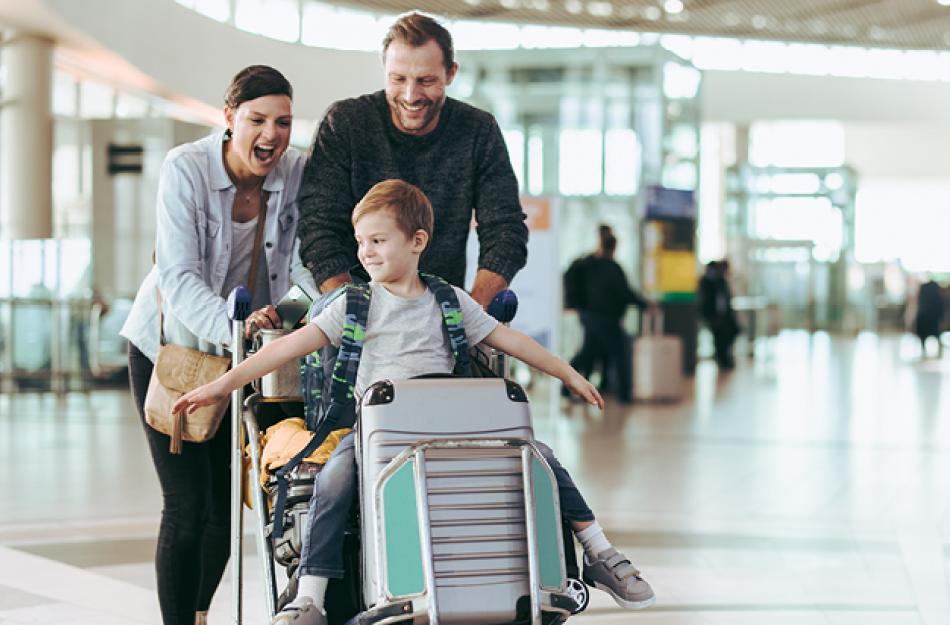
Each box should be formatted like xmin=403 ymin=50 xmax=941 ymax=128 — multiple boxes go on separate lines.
xmin=390 ymin=95 xmax=444 ymax=134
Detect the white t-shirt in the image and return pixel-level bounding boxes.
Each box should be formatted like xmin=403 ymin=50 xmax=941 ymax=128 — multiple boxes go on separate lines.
xmin=220 ymin=216 xmax=270 ymax=311
xmin=313 ymin=281 xmax=498 ymax=395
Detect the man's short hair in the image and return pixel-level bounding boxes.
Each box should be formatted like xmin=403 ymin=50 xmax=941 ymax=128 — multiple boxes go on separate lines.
xmin=353 ymin=179 xmax=434 ymax=242
xmin=382 ymin=12 xmax=455 ymax=72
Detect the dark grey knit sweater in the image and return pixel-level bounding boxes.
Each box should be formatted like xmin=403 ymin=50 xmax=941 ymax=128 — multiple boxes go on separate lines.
xmin=297 ymin=90 xmax=528 ymax=289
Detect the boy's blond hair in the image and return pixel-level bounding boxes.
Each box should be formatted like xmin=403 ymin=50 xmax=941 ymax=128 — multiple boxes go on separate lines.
xmin=352 ymin=179 xmax=434 ymax=244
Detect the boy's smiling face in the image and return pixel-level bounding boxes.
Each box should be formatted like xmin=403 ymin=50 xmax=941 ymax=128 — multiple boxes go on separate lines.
xmin=354 ymin=209 xmax=428 ymax=285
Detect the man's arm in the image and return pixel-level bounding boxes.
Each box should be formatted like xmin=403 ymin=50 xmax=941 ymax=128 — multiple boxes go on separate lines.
xmin=320 ymin=272 xmax=352 ymax=294
xmin=296 ymin=104 xmax=359 ymax=288
xmin=471 ymin=116 xmax=528 ymax=302
xmin=470 ymin=269 xmax=508 ymax=309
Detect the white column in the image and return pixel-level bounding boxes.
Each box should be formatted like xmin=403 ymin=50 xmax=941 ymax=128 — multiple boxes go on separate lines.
xmin=1 ymin=32 xmax=54 ymax=239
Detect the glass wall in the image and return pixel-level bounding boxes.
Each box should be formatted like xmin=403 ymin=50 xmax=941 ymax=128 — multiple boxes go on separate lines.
xmin=725 ymin=121 xmax=859 ymax=330
xmin=0 ymin=61 xmax=210 ymax=392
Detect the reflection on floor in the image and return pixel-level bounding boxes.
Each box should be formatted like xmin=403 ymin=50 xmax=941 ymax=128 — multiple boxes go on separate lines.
xmin=1 ymin=331 xmax=949 ymax=625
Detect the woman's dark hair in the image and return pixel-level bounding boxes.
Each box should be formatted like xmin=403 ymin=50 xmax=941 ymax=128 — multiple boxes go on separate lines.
xmin=382 ymin=12 xmax=455 ymax=72
xmin=224 ymin=65 xmax=292 ymax=109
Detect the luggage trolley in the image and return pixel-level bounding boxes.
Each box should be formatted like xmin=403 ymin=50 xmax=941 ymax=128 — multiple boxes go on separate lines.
xmin=230 ymin=289 xmax=590 ymax=624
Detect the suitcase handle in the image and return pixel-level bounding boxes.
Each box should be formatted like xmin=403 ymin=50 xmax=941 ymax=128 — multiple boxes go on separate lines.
xmin=642 ymin=306 xmax=664 ymax=336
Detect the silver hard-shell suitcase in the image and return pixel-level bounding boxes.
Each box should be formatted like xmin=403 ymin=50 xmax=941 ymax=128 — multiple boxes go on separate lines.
xmin=356 ymin=377 xmax=575 ymax=625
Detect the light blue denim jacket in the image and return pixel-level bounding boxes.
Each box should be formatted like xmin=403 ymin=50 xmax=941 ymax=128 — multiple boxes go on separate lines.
xmin=121 ymin=130 xmax=316 ymax=362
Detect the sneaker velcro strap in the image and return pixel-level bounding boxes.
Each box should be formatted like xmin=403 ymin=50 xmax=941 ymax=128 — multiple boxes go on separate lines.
xmin=605 ymin=553 xmax=641 ymax=580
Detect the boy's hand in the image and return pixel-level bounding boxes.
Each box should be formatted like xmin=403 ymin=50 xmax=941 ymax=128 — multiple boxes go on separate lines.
xmin=564 ymin=370 xmax=604 ymax=409
xmin=172 ymin=380 xmax=228 ymax=415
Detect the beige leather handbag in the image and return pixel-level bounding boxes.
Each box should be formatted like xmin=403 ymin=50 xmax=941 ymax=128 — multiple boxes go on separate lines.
xmin=144 ymin=343 xmax=230 ymax=453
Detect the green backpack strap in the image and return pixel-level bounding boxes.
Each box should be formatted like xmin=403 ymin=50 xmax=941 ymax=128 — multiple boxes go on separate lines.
xmin=274 ymin=282 xmax=371 ymax=537
xmin=420 ymin=272 xmax=471 ymax=376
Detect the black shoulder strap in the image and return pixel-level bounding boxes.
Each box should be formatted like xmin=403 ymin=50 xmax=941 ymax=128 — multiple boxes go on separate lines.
xmin=420 ymin=272 xmax=471 ymax=376
xmin=272 ymin=283 xmax=371 ymax=537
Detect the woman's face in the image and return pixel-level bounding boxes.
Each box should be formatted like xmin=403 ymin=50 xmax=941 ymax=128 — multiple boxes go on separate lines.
xmin=224 ymin=94 xmax=292 ymax=178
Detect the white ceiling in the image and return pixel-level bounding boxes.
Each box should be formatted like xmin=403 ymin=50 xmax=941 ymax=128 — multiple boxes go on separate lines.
xmin=342 ymin=0 xmax=950 ymax=50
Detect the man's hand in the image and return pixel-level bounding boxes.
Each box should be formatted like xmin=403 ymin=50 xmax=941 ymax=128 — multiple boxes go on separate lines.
xmin=470 ymin=269 xmax=508 ymax=309
xmin=320 ymin=273 xmax=351 ymax=294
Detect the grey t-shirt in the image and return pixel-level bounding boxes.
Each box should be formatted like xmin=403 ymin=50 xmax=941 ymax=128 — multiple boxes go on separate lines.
xmin=313 ymin=281 xmax=498 ymax=395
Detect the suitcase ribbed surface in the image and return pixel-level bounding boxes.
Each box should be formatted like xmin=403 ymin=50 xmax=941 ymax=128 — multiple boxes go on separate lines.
xmin=424 ymin=448 xmax=529 ymax=587
xmin=372 ymin=441 xmax=529 ymax=588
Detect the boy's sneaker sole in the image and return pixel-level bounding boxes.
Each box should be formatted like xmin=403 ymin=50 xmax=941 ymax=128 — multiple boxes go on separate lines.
xmin=583 ymin=575 xmax=657 ymax=610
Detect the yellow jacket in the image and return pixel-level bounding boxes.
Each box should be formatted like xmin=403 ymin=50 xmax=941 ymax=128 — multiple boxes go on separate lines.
xmin=244 ymin=418 xmax=351 ymax=507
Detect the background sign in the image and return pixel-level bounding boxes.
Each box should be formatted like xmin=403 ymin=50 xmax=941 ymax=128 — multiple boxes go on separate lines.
xmin=466 ymin=197 xmax=559 ymax=349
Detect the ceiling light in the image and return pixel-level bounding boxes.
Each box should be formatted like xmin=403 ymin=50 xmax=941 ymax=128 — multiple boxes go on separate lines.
xmin=588 ymin=1 xmax=612 ymax=17
xmin=644 ymin=6 xmax=662 ymax=20
xmin=751 ymin=15 xmax=768 ymax=29
xmin=664 ymin=0 xmax=685 ymax=14
xmin=722 ymin=12 xmax=741 ymax=27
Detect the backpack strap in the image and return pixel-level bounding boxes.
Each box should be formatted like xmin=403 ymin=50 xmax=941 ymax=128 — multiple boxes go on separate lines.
xmin=273 ymin=283 xmax=371 ymax=537
xmin=420 ymin=272 xmax=471 ymax=377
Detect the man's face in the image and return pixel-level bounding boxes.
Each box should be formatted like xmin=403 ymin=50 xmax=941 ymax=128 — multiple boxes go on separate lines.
xmin=384 ymin=39 xmax=458 ymax=136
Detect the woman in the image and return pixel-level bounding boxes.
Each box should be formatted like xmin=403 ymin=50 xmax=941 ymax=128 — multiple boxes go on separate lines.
xmin=120 ymin=65 xmax=314 ymax=625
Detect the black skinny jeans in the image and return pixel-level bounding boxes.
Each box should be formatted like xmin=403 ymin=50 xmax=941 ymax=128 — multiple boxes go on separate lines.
xmin=128 ymin=343 xmax=231 ymax=625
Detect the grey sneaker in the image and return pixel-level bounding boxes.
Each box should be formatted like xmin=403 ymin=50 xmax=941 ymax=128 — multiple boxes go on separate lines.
xmin=270 ymin=599 xmax=327 ymax=625
xmin=582 ymin=547 xmax=655 ymax=609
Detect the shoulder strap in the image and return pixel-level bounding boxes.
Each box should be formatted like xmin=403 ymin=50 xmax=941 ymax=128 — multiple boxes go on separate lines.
xmin=420 ymin=272 xmax=471 ymax=376
xmin=273 ymin=282 xmax=371 ymax=537
xmin=245 ymin=192 xmax=268 ymax=300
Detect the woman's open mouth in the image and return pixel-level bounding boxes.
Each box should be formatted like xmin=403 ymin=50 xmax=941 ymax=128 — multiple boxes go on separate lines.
xmin=253 ymin=145 xmax=276 ymax=164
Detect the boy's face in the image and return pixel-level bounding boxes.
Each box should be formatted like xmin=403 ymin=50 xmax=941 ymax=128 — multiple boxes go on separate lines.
xmin=354 ymin=209 xmax=427 ymax=284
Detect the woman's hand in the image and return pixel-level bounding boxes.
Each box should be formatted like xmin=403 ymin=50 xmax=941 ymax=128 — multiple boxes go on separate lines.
xmin=245 ymin=304 xmax=281 ymax=338
xmin=172 ymin=380 xmax=228 ymax=415
xmin=564 ymin=370 xmax=604 ymax=409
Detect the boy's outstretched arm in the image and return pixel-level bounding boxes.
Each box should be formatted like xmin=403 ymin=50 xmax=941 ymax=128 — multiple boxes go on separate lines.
xmin=172 ymin=324 xmax=330 ymax=415
xmin=482 ymin=325 xmax=604 ymax=409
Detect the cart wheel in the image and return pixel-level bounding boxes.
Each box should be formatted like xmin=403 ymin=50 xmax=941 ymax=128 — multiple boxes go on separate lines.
xmin=565 ymin=577 xmax=589 ymax=614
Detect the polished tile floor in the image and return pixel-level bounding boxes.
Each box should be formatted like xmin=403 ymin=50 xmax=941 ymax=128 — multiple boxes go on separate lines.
xmin=1 ymin=331 xmax=949 ymax=625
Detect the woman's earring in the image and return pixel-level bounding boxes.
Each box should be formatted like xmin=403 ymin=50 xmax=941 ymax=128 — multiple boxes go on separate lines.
xmin=225 ymin=128 xmax=233 ymax=138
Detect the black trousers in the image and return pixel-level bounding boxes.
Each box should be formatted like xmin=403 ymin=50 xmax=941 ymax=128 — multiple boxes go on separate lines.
xmin=570 ymin=311 xmax=631 ymax=402
xmin=128 ymin=343 xmax=231 ymax=625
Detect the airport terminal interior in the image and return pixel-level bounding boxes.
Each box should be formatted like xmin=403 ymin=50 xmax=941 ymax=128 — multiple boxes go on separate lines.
xmin=2 ymin=0 xmax=950 ymax=624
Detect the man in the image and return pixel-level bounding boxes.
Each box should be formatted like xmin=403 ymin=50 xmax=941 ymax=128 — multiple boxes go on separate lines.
xmin=564 ymin=225 xmax=650 ymax=403
xmin=297 ymin=12 xmax=528 ymax=307
xmin=698 ymin=259 xmax=740 ymax=369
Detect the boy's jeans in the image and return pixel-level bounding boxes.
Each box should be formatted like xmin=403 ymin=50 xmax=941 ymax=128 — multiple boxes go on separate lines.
xmin=298 ymin=432 xmax=595 ymax=578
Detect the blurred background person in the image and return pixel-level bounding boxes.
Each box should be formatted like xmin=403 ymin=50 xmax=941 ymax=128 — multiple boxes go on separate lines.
xmin=563 ymin=224 xmax=649 ymax=403
xmin=914 ymin=275 xmax=945 ymax=358
xmin=698 ymin=259 xmax=740 ymax=370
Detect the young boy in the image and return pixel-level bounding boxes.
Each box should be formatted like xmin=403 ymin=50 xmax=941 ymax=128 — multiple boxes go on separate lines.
xmin=174 ymin=180 xmax=655 ymax=625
